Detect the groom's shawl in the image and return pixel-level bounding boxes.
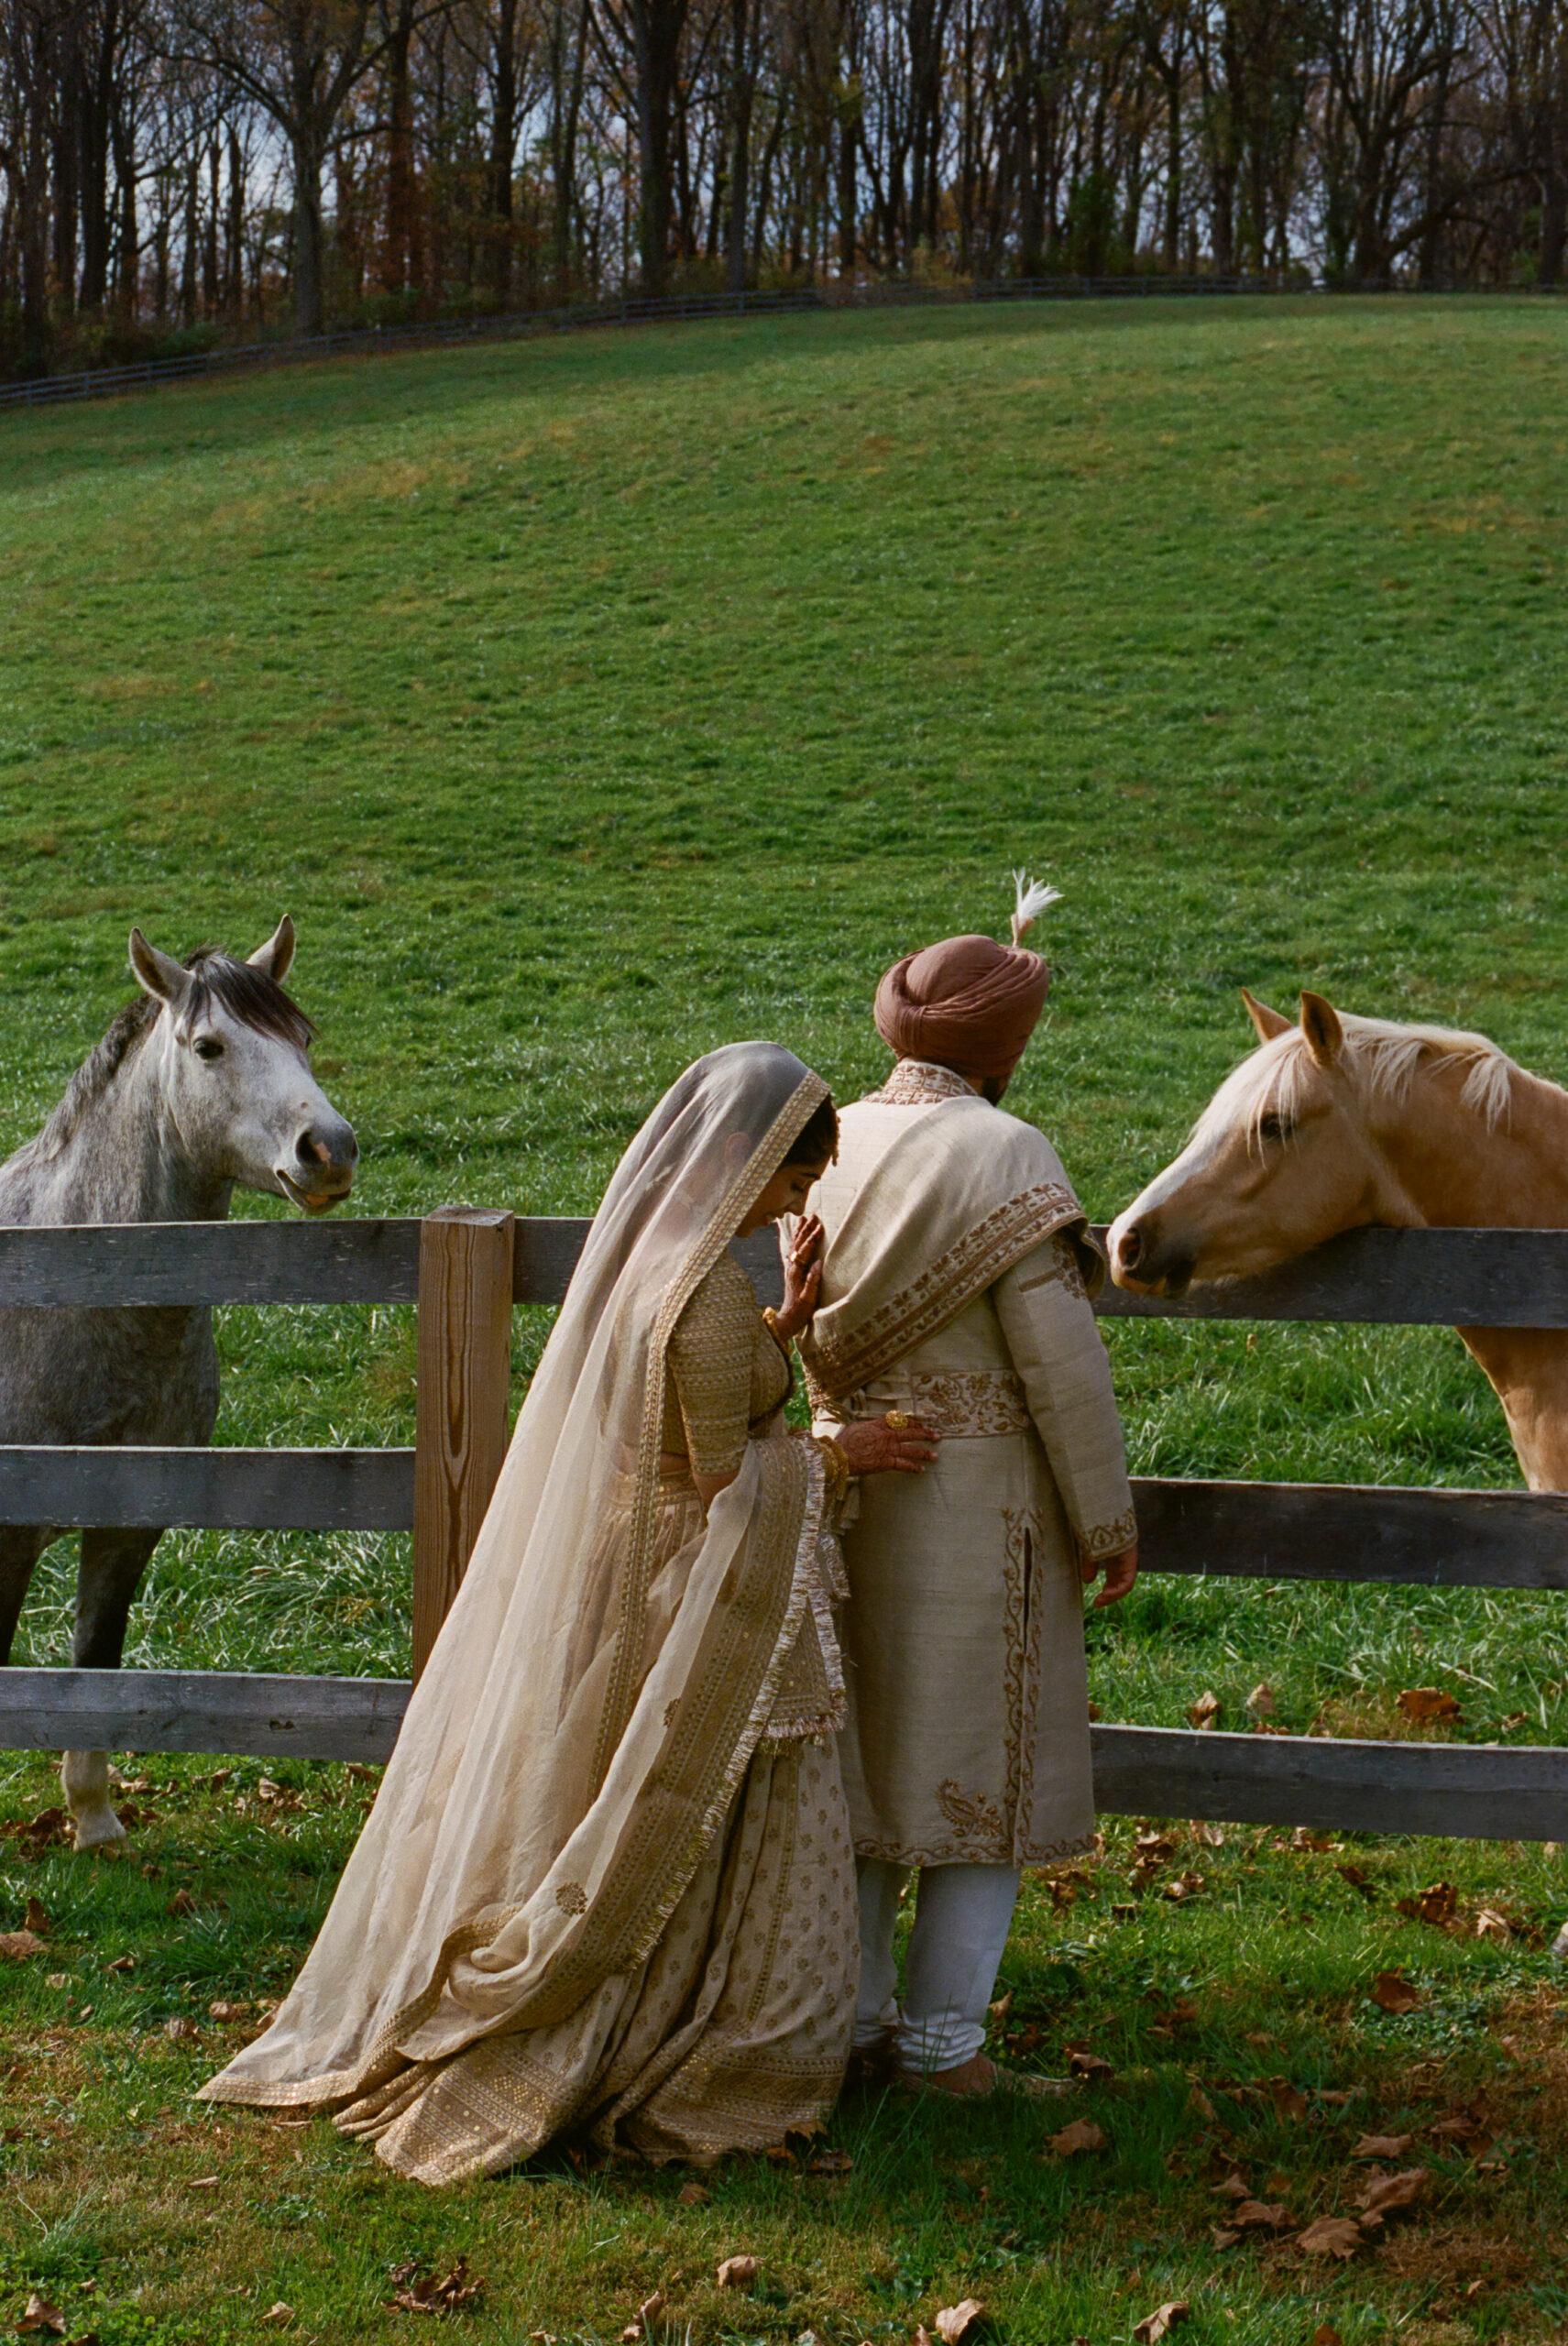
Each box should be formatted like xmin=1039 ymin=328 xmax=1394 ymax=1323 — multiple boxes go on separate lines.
xmin=800 ymin=1080 xmax=1105 ymax=1405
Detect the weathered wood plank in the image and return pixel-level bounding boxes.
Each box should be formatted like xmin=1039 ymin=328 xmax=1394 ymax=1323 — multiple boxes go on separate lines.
xmin=0 ymin=1447 xmax=413 ymax=1529
xmin=0 ymin=1219 xmax=422 ymax=1307
xmin=413 ymin=1208 xmax=515 ymax=1676
xmin=1090 ymin=1222 xmax=1568 ymax=1327
xmin=1132 ymin=1476 xmax=1568 ymax=1588
xmin=1091 ymin=1723 xmax=1568 ymax=1839
xmin=509 ymin=1222 xmax=784 ymax=1307
xmin=0 ymin=1669 xmax=411 ymax=1761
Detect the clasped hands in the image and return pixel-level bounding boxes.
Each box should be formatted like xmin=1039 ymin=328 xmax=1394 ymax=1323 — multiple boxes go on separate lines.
xmin=774 ymin=1216 xmax=940 ymax=1479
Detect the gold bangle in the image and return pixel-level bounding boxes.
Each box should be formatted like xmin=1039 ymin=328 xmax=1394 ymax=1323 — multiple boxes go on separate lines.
xmin=815 ymin=1434 xmax=850 ymax=1507
xmin=762 ymin=1306 xmax=791 ymax=1349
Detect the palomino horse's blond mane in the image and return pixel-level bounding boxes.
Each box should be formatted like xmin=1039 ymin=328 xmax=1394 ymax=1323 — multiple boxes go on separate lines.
xmin=1191 ymin=1014 xmax=1518 ymax=1150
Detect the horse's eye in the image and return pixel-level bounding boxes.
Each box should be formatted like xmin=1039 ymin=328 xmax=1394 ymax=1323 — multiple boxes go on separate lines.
xmin=192 ymin=1036 xmax=225 ymax=1062
xmin=1258 ymin=1111 xmax=1293 ymax=1144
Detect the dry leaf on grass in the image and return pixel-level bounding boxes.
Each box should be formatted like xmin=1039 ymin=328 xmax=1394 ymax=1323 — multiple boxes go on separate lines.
xmin=1336 ymin=1862 xmax=1377 ymax=1901
xmin=1398 ymin=1880 xmax=1457 ymax=1928
xmin=1046 ymin=2118 xmax=1106 ymax=2156
xmin=105 ymin=1957 xmax=135 ymax=1975
xmin=1245 ymin=1682 xmax=1276 ymax=1716
xmin=1353 ymin=2132 xmax=1413 ymax=2158
xmin=163 ymin=2016 xmax=201 ymax=2043
xmin=186 ymin=2176 xmax=220 ymax=2191
xmin=1187 ymin=2085 xmax=1216 ymax=2122
xmin=620 ymin=2290 xmax=664 ymax=2341
xmin=808 ymin=2146 xmax=853 ymax=2175
xmin=16 ymin=2296 xmax=68 ymax=2337
xmin=1132 ymin=2302 xmax=1190 ymax=2343
xmin=0 ymin=1930 xmax=47 ymax=1961
xmin=1289 ymin=1827 xmax=1334 ymax=1851
xmin=1268 ymin=2078 xmax=1309 ymax=2122
xmin=1430 ymin=2094 xmax=1490 ymax=2147
xmin=1310 ymin=2327 xmax=1344 ymax=2344
xmin=23 ymin=1898 xmax=50 ymax=1935
xmin=1296 ymin=2216 xmax=1365 ymax=2259
xmin=1186 ymin=1692 xmax=1221 ymax=1729
xmin=387 ymin=2257 xmax=483 ymax=2315
xmin=1066 ymin=2046 xmax=1113 ymax=2080
xmin=675 ymin=2182 xmax=709 ymax=2205
xmin=716 ymin=2256 xmax=758 ymax=2289
xmin=934 ymin=2298 xmax=985 ymax=2342
xmin=207 ymin=2001 xmax=248 ymax=2022
xmin=1474 ymin=1907 xmax=1513 ymax=1943
xmin=1162 ymin=1871 xmax=1205 ymax=1902
xmin=1212 ymin=2171 xmax=1250 ymax=2200
xmin=1229 ymin=2199 xmax=1292 ymax=2231
xmin=1370 ymin=1970 xmax=1420 ymax=2014
xmin=166 ymin=1889 xmax=196 ymax=1917
xmin=1397 ymin=1687 xmax=1462 ymax=1723
xmin=1354 ymin=2166 xmax=1429 ymax=2220
xmin=260 ymin=2309 xmax=294 ymax=2330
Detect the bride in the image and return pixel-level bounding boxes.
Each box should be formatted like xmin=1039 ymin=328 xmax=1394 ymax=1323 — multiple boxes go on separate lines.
xmin=201 ymin=1042 xmax=935 ymax=2184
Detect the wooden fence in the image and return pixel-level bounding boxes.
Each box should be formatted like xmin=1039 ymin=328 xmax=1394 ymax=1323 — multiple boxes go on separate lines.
xmin=2 ymin=1213 xmax=1567 ymax=1840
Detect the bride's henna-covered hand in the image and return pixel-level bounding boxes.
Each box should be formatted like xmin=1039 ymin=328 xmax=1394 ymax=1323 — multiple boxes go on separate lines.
xmin=773 ymin=1213 xmax=825 ymax=1341
xmin=838 ymin=1416 xmax=940 ymax=1474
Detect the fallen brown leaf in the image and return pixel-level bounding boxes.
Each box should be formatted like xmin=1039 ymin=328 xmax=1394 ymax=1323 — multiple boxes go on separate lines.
xmin=1290 ymin=1827 xmax=1334 ymax=1851
xmin=676 ymin=2182 xmax=709 ymax=2205
xmin=1310 ymin=2327 xmax=1344 ymax=2345
xmin=1296 ymin=2216 xmax=1364 ymax=2259
xmin=1475 ymin=1907 xmax=1513 ymax=1944
xmin=1353 ymin=2132 xmax=1413 ymax=2158
xmin=1047 ymin=2118 xmax=1106 ymax=2156
xmin=1267 ymin=2078 xmax=1309 ymax=2122
xmin=45 ymin=1971 xmax=68 ymax=1990
xmin=1354 ymin=2166 xmax=1429 ymax=2220
xmin=207 ymin=2001 xmax=248 ymax=2022
xmin=1230 ymin=2198 xmax=1292 ymax=2231
xmin=0 ymin=1930 xmax=47 ymax=1961
xmin=1212 ymin=2226 xmax=1241 ymax=2250
xmin=1245 ymin=1682 xmax=1276 ymax=1716
xmin=1132 ymin=2302 xmax=1189 ymax=2343
xmin=1187 ymin=2085 xmax=1216 ymax=2122
xmin=259 ymin=2310 xmax=293 ymax=2331
xmin=163 ymin=2016 xmax=201 ymax=2043
xmin=105 ymin=1957 xmax=135 ymax=1975
xmin=16 ymin=2296 xmax=68 ymax=2337
xmin=934 ymin=2299 xmax=985 ymax=2343
xmin=166 ymin=1890 xmax=196 ymax=1917
xmin=1066 ymin=2046 xmax=1113 ymax=2080
xmin=1212 ymin=2171 xmax=1250 ymax=2200
xmin=1161 ymin=1870 xmax=1205 ymax=1902
xmin=1397 ymin=1880 xmax=1458 ymax=1928
xmin=716 ymin=2256 xmax=757 ymax=2289
xmin=1370 ymin=1969 xmax=1420 ymax=2014
xmin=807 ymin=2145 xmax=853 ymax=2175
xmin=1336 ymin=1862 xmax=1377 ymax=1900
xmin=22 ymin=1899 xmax=50 ymax=1935
xmin=186 ymin=2175 xmax=220 ymax=2191
xmin=387 ymin=2257 xmax=483 ymax=2315
xmin=1397 ymin=1687 xmax=1461 ymax=1723
xmin=620 ymin=2288 xmax=664 ymax=2341
xmin=1186 ymin=1692 xmax=1221 ymax=1729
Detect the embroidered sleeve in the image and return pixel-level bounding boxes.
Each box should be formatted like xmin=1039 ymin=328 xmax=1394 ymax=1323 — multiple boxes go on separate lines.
xmin=667 ymin=1257 xmax=762 ymax=1476
xmin=993 ymin=1235 xmax=1136 ymax=1560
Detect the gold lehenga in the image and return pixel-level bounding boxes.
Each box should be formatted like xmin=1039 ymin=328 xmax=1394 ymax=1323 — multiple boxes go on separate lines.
xmin=200 ymin=1047 xmax=855 ymax=2185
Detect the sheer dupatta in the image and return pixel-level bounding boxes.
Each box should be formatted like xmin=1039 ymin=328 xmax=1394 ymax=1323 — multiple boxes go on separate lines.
xmin=202 ymin=1044 xmax=832 ymax=2110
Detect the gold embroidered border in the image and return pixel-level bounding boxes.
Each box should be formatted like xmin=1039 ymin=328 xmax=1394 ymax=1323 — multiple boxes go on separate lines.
xmin=1080 ymin=1505 xmax=1138 ymax=1561
xmin=803 ymin=1178 xmax=1088 ymax=1401
xmin=1000 ymin=1507 xmax=1032 ymax=1841
xmin=863 ymin=1060 xmax=976 ymax=1106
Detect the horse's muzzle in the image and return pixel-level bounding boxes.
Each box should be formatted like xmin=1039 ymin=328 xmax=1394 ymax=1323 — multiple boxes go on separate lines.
xmin=282 ymin=1119 xmax=358 ymax=1211
xmin=1108 ymin=1214 xmax=1196 ymax=1299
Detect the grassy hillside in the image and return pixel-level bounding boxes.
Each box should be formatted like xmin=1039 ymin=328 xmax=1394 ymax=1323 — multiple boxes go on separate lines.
xmin=4 ymin=297 xmax=1568 ymax=2341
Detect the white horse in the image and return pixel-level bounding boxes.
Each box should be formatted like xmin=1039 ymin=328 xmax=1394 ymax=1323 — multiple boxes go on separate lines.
xmin=0 ymin=919 xmax=356 ymax=1848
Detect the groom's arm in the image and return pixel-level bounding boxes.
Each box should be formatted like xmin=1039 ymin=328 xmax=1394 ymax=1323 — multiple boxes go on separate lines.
xmin=993 ymin=1235 xmax=1138 ymax=1581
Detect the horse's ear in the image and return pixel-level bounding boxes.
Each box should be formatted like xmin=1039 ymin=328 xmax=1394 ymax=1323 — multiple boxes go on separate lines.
xmin=128 ymin=928 xmax=185 ymax=1003
xmin=1240 ymin=988 xmax=1291 ymax=1043
xmin=247 ymin=915 xmax=296 ymax=984
xmin=1299 ymin=991 xmax=1344 ymax=1069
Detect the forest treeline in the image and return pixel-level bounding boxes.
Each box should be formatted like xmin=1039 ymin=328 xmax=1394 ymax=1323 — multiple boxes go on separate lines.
xmin=2 ymin=0 xmax=1564 ymax=376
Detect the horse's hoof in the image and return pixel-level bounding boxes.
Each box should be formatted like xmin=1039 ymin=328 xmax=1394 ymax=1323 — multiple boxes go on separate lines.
xmin=71 ymin=1807 xmax=127 ymax=1853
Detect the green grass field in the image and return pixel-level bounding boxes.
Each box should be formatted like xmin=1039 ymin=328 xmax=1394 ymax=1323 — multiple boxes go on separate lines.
xmin=5 ymin=295 xmax=1568 ymax=2341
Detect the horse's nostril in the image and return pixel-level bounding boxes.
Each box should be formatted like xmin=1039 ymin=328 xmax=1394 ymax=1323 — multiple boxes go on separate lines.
xmin=1116 ymin=1225 xmax=1143 ymax=1270
xmin=297 ymin=1131 xmax=332 ymax=1168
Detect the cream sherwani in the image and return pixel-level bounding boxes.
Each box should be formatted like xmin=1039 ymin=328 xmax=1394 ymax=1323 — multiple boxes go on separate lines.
xmin=803 ymin=1061 xmax=1135 ymax=1875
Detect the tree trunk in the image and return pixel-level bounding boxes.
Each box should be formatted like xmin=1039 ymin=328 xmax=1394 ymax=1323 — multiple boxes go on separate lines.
xmin=631 ymin=0 xmax=687 ymax=292
xmin=382 ymin=0 xmax=418 ymax=293
xmin=725 ymin=0 xmax=753 ymax=290
xmin=490 ymin=0 xmax=519 ymax=300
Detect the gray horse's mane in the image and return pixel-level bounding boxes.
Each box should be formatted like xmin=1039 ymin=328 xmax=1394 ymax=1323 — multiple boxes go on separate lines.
xmin=40 ymin=951 xmax=314 ymax=1156
xmin=1195 ymin=1013 xmax=1517 ymax=1149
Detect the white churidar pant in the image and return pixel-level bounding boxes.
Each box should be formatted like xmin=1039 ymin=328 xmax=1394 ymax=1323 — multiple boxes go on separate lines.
xmin=854 ymin=1857 xmax=1020 ymax=2070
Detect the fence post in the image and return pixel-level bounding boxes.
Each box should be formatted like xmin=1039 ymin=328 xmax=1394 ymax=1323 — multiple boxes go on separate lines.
xmin=412 ymin=1204 xmax=515 ymax=1678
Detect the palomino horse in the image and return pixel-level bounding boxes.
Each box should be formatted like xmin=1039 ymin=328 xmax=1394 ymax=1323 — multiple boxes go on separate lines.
xmin=1106 ymin=988 xmax=1568 ymax=1491
xmin=0 ymin=920 xmax=356 ymax=1848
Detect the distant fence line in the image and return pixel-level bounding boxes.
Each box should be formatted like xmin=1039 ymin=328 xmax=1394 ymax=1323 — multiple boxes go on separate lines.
xmin=4 ymin=274 xmax=1563 ymax=416
xmin=3 ymin=1211 xmax=1568 ymax=1840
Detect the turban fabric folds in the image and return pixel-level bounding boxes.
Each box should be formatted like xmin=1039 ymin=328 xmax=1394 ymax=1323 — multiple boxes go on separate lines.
xmin=873 ymin=932 xmax=1050 ymax=1088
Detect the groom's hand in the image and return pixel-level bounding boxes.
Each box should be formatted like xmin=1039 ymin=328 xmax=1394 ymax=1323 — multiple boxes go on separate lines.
xmin=1081 ymin=1542 xmax=1138 ymax=1608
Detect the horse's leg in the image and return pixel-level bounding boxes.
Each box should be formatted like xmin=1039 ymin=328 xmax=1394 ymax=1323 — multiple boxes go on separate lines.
xmin=63 ymin=1524 xmax=162 ymax=1852
xmin=0 ymin=1527 xmax=49 ymax=1664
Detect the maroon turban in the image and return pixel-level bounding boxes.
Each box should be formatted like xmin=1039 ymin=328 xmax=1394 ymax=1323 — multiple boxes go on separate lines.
xmin=873 ymin=933 xmax=1050 ymax=1088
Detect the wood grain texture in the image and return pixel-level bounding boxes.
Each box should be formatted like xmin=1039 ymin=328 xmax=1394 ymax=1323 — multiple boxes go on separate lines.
xmin=412 ymin=1206 xmax=516 ymax=1676
xmin=0 ymin=1668 xmax=411 ymax=1760
xmin=1132 ymin=1476 xmax=1568 ymax=1587
xmin=509 ymin=1222 xmax=785 ymax=1307
xmin=0 ymin=1219 xmax=422 ymax=1306
xmin=0 ymin=1446 xmax=413 ymax=1528
xmin=1091 ymin=1723 xmax=1568 ymax=1838
xmin=1089 ymin=1222 xmax=1568 ymax=1326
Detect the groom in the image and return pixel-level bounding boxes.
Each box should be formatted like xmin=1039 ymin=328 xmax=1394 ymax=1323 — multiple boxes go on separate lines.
xmin=802 ymin=897 xmax=1137 ymax=2096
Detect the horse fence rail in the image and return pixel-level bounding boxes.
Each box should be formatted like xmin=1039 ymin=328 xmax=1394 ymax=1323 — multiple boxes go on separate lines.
xmin=2 ymin=1212 xmax=1566 ymax=1840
